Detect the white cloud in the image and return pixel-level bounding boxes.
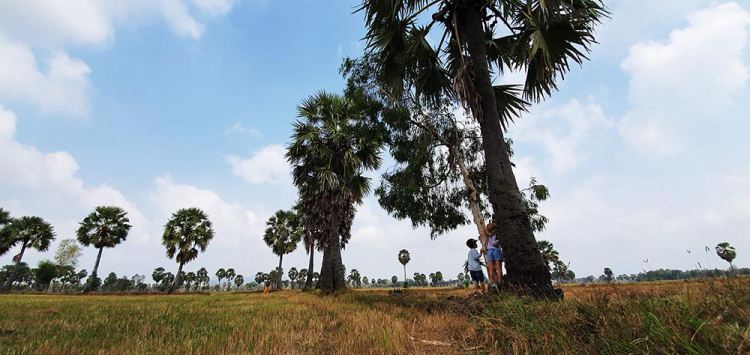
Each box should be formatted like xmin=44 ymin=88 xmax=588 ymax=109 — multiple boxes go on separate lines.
xmin=511 ymin=99 xmax=614 ymax=173
xmin=0 ymin=106 xmax=149 ymax=242
xmin=161 ymin=0 xmax=205 ymax=40
xmin=618 ymin=2 xmax=750 ymax=156
xmin=0 ymin=36 xmax=91 ymax=117
xmin=0 ymin=1 xmax=239 ymax=46
xmin=0 ymin=0 xmax=240 ymax=116
xmin=150 ymin=175 xmax=261 ymax=247
xmin=224 ymin=122 xmax=262 ymax=137
xmin=190 ymin=0 xmax=237 ymax=16
xmin=226 ymin=144 xmax=291 ymax=185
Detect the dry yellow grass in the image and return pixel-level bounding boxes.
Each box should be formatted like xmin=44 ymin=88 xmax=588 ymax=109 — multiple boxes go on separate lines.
xmin=1 ymin=278 xmax=748 ymax=354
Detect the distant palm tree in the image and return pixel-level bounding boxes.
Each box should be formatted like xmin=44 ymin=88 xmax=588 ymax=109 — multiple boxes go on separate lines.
xmin=185 ymin=272 xmax=196 ymax=291
xmin=537 ymin=240 xmax=560 ymax=271
xmin=77 ymin=206 xmax=131 ymax=292
xmin=234 ymin=275 xmax=244 ymax=290
xmin=1 ymin=216 xmax=56 ymax=290
xmin=263 ymin=209 xmax=302 ymax=290
xmin=216 ymin=268 xmax=226 ymax=290
xmin=162 ymin=208 xmax=214 ymax=292
xmin=225 ymin=268 xmax=236 ymax=291
xmin=288 ymin=267 xmax=298 ymax=289
xmin=398 ymin=249 xmax=410 ymax=287
xmin=716 ymin=242 xmax=737 ymax=270
xmin=197 ymin=267 xmax=209 ymax=290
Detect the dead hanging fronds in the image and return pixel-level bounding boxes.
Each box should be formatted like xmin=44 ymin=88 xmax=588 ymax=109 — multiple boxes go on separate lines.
xmin=453 ymin=60 xmax=483 ymax=122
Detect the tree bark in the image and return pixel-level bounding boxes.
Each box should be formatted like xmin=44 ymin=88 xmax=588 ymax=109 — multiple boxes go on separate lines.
xmin=85 ymin=247 xmax=104 ymax=293
xmin=276 ymin=254 xmax=284 ymax=290
xmin=171 ymin=262 xmax=185 ymax=293
xmin=4 ymin=239 xmax=28 ymax=291
xmin=460 ymin=3 xmax=558 ymax=299
xmin=303 ymin=245 xmax=315 ymax=291
xmin=319 ymin=204 xmax=346 ymax=294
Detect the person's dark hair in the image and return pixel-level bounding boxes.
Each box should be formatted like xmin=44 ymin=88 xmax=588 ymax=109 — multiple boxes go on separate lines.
xmin=466 ymin=238 xmax=477 ymax=248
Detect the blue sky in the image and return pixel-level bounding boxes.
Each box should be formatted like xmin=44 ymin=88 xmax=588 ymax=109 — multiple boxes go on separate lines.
xmin=1 ymin=0 xmax=749 ymax=283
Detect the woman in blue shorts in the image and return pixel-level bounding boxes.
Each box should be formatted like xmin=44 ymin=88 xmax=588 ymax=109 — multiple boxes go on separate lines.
xmin=485 ymin=223 xmax=504 ymax=287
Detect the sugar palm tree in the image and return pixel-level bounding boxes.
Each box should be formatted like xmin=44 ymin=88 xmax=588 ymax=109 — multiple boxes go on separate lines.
xmin=216 ymin=268 xmax=226 ymax=290
xmin=1 ymin=216 xmax=56 ymax=290
xmin=225 ymin=268 xmax=236 ymax=291
xmin=77 ymin=206 xmax=132 ymax=292
xmin=234 ymin=274 xmax=244 ymax=290
xmin=537 ymin=240 xmax=559 ymax=271
xmin=358 ymin=0 xmax=607 ymax=298
xmin=715 ymin=242 xmax=737 ymax=270
xmin=162 ymin=208 xmax=215 ymax=292
xmin=286 ymin=91 xmax=383 ymax=293
xmin=398 ymin=249 xmax=410 ymax=286
xmin=263 ymin=209 xmax=302 ymax=290
xmin=197 ymin=267 xmax=209 ymax=290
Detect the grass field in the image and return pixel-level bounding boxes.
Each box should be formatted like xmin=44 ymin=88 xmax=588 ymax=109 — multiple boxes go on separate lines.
xmin=1 ymin=279 xmax=748 ymax=354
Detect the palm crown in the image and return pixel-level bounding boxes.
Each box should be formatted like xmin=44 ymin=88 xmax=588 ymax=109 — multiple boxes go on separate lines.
xmin=162 ymin=208 xmax=214 ymax=264
xmin=263 ymin=210 xmax=302 ymax=256
xmin=398 ymin=249 xmax=411 ymax=266
xmin=287 ymin=91 xmax=383 ymax=206
xmin=77 ymin=206 xmax=132 ymax=249
xmin=0 ymin=216 xmax=55 ymax=256
xmin=358 ymin=0 xmax=607 ymax=118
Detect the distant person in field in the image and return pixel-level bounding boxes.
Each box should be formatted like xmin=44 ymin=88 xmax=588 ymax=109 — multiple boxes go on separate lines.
xmin=466 ymin=238 xmax=486 ymax=294
xmin=485 ymin=223 xmax=504 ymax=288
xmin=263 ymin=280 xmax=270 ymax=294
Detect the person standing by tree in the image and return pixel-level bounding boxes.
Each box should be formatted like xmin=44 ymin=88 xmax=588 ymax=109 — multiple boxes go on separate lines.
xmin=485 ymin=223 xmax=504 ymax=289
xmin=466 ymin=238 xmax=486 ymax=294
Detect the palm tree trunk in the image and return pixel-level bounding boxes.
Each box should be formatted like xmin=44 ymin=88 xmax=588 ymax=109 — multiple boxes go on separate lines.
xmin=277 ymin=254 xmax=284 ymax=290
xmin=303 ymin=245 xmax=315 ymax=291
xmin=4 ymin=239 xmax=28 ymax=291
xmin=85 ymin=247 xmax=104 ymax=293
xmin=320 ymin=204 xmax=346 ymax=293
xmin=171 ymin=262 xmax=185 ymax=293
xmin=460 ymin=4 xmax=557 ymax=299
xmin=403 ymin=265 xmax=407 ymax=287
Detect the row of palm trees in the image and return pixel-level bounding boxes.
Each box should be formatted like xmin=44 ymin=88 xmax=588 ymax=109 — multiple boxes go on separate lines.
xmin=1 ymin=206 xmax=213 ymax=292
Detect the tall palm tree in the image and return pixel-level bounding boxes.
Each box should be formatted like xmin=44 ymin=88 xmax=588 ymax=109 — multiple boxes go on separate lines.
xmin=263 ymin=209 xmax=302 ymax=290
xmin=225 ymin=268 xmax=236 ymax=291
xmin=234 ymin=274 xmax=244 ymax=290
xmin=1 ymin=216 xmax=56 ymax=290
xmin=398 ymin=249 xmax=410 ymax=286
xmin=77 ymin=206 xmax=132 ymax=292
xmin=216 ymin=268 xmax=226 ymax=290
xmin=293 ymin=201 xmax=322 ymax=291
xmin=197 ymin=267 xmax=209 ymax=290
xmin=358 ymin=0 xmax=606 ymax=298
xmin=537 ymin=240 xmax=559 ymax=271
xmin=162 ymin=208 xmax=215 ymax=293
xmin=286 ymin=91 xmax=383 ymax=293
